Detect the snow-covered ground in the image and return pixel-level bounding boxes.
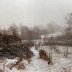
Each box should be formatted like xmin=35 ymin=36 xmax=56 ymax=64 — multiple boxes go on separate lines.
xmin=0 ymin=46 xmax=72 ymax=72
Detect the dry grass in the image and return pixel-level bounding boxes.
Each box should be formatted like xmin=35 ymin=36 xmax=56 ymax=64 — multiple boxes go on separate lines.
xmin=7 ymin=59 xmax=25 ymax=70
xmin=39 ymin=50 xmax=49 ymax=61
xmin=7 ymin=63 xmax=25 ymax=70
xmin=0 ymin=69 xmax=4 ymax=72
xmin=15 ymin=62 xmax=25 ymax=70
xmin=7 ymin=63 xmax=15 ymax=70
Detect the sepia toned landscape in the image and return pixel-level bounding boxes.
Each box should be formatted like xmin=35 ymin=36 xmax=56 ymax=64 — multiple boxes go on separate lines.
xmin=0 ymin=0 xmax=72 ymax=72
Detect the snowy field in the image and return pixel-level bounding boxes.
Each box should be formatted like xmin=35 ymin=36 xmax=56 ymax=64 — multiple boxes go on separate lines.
xmin=0 ymin=46 xmax=72 ymax=72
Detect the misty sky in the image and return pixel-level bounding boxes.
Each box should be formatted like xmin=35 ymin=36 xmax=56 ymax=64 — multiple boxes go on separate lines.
xmin=0 ymin=0 xmax=72 ymax=28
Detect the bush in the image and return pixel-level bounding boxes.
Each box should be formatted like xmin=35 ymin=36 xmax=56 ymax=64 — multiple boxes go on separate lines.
xmin=0 ymin=44 xmax=34 ymax=59
xmin=39 ymin=50 xmax=48 ymax=61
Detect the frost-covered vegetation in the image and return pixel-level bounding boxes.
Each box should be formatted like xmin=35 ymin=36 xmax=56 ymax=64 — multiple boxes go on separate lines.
xmin=0 ymin=13 xmax=72 ymax=72
xmin=0 ymin=46 xmax=72 ymax=72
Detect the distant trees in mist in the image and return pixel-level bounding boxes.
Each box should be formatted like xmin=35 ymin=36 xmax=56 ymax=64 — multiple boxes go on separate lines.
xmin=20 ymin=25 xmax=47 ymax=40
xmin=0 ymin=24 xmax=21 ymax=47
xmin=65 ymin=13 xmax=72 ymax=36
xmin=0 ymin=24 xmax=48 ymax=45
xmin=0 ymin=13 xmax=72 ymax=46
xmin=47 ymin=21 xmax=62 ymax=34
xmin=63 ymin=13 xmax=72 ymax=42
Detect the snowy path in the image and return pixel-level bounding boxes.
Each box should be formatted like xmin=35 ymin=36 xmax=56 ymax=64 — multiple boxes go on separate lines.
xmin=0 ymin=46 xmax=72 ymax=72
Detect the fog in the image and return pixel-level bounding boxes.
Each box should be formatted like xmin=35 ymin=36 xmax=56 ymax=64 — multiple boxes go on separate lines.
xmin=0 ymin=0 xmax=72 ymax=28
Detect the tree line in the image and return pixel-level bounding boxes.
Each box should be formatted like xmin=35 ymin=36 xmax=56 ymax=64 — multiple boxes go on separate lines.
xmin=0 ymin=13 xmax=72 ymax=46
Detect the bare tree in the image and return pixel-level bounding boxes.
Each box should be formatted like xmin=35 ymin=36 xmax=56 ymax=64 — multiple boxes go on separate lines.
xmin=8 ymin=23 xmax=21 ymax=43
xmin=65 ymin=13 xmax=72 ymax=36
xmin=47 ymin=21 xmax=61 ymax=34
xmin=20 ymin=25 xmax=30 ymax=40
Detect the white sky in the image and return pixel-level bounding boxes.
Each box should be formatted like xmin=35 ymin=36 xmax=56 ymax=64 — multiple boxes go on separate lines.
xmin=0 ymin=0 xmax=72 ymax=28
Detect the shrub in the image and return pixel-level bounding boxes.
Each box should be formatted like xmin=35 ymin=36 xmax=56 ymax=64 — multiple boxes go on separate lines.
xmin=39 ymin=50 xmax=48 ymax=61
xmin=0 ymin=44 xmax=34 ymax=59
